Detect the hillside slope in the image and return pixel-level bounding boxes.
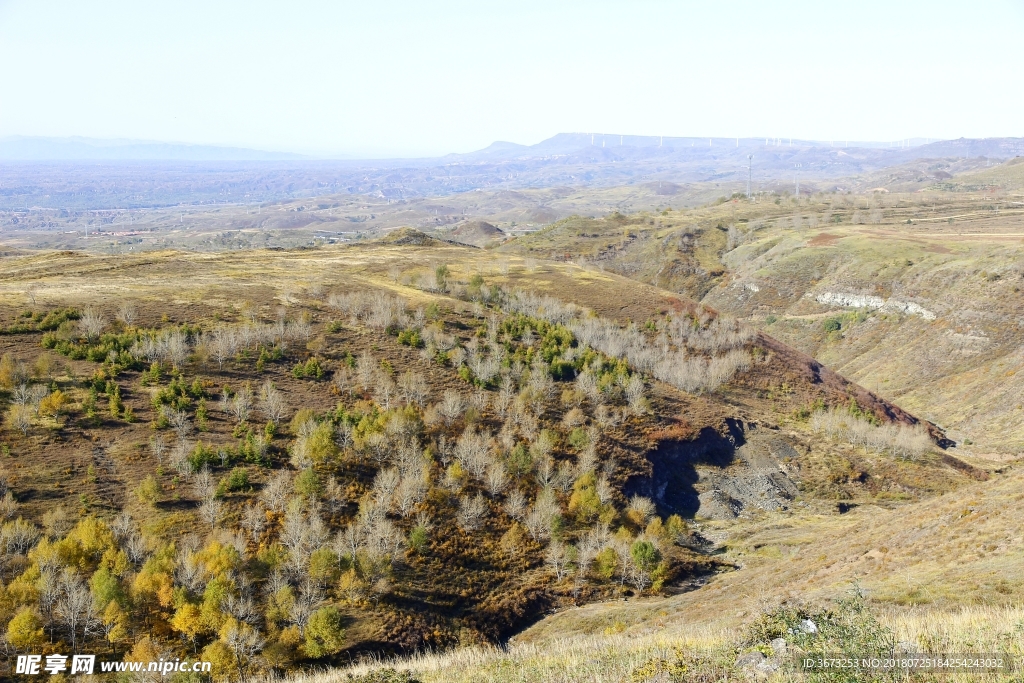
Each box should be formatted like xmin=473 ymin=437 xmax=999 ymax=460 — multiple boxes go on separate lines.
xmin=275 ymin=460 xmax=1024 ymax=682
xmin=501 ymin=160 xmax=1024 ymax=453
xmin=0 ymin=240 xmax=974 ymax=678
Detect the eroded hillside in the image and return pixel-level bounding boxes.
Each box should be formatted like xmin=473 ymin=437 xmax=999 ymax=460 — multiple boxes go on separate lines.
xmin=503 ymin=158 xmax=1024 ymax=454
xmin=0 ymin=241 xmax=972 ymax=678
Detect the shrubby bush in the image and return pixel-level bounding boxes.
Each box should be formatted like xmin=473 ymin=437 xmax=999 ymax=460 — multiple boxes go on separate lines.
xmin=810 ymin=406 xmax=932 ymax=460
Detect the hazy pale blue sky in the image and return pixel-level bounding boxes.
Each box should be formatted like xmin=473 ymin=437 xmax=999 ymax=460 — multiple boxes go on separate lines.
xmin=1 ymin=0 xmax=1022 ymax=157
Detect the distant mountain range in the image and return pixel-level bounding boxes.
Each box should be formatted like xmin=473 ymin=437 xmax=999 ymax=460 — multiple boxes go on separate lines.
xmin=0 ymin=136 xmax=307 ymax=161
xmin=1 ymin=133 xmax=1021 ymax=210
xmin=445 ymin=133 xmax=1024 ymax=165
xmin=2 ymin=133 xmax=1021 ymax=164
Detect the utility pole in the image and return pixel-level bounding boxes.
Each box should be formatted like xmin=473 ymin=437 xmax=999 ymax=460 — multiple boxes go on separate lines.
xmin=795 ymin=163 xmax=802 ymax=197
xmin=747 ymin=155 xmax=753 ymax=198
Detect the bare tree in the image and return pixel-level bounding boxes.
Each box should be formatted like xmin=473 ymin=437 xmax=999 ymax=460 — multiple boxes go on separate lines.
xmin=241 ymin=502 xmax=266 ymax=542
xmin=165 ymin=330 xmax=191 ymax=370
xmin=10 ymin=384 xmax=29 ymax=406
xmin=288 ymin=317 xmax=312 ymax=343
xmin=523 ymin=488 xmax=560 ymax=541
xmin=41 ymin=508 xmax=72 ymax=538
xmin=575 ymin=370 xmax=600 ymax=404
xmin=78 ymin=308 xmax=106 ymax=341
xmin=439 ymin=390 xmax=465 ymax=426
xmin=163 ymin=406 xmax=193 ymax=441
xmin=495 ymin=376 xmax=516 ymax=417
xmin=6 ymin=404 xmax=33 ymax=435
xmin=259 ymin=381 xmax=287 ymax=423
xmin=333 ymin=366 xmax=354 ymax=397
xmin=261 ymin=470 xmax=292 ymax=513
xmin=199 ymin=498 xmax=223 ymax=526
xmin=534 ymin=453 xmax=555 ymax=489
xmin=627 ymin=495 xmax=656 ymax=526
xmin=364 ymin=432 xmax=390 ymax=467
xmin=372 ymin=373 xmax=398 ymax=411
xmin=544 ymin=540 xmax=571 ymax=581
xmin=470 ymin=387 xmax=489 ymax=413
xmin=116 ymin=302 xmax=138 ymax=328
xmin=211 ymin=328 xmax=235 ymax=371
xmin=555 ymin=460 xmax=577 ymax=493
xmin=394 ymin=474 xmax=427 ymax=517
xmin=0 ymin=492 xmax=18 ymax=520
xmin=335 ymin=421 xmax=354 ymax=452
xmin=371 ymin=468 xmax=401 ymax=509
xmin=307 ymin=282 xmax=326 ymax=300
xmin=111 ymin=511 xmax=135 ymax=541
xmin=455 ymin=426 xmax=493 ymax=480
xmin=124 ymin=533 xmax=148 ymax=565
xmin=150 ymin=435 xmax=167 ymax=466
xmin=625 ymin=375 xmax=646 ymax=414
xmin=486 ymin=462 xmax=508 ymax=496
xmin=356 ymin=354 xmax=376 ymax=390
xmin=174 ymin=550 xmax=203 ymax=596
xmin=397 ymin=370 xmax=428 ymax=406
xmin=224 ymin=593 xmax=258 ymax=626
xmin=193 ymin=466 xmax=216 ymax=502
xmin=561 ymin=407 xmax=586 ymax=429
xmin=37 ymin=568 xmax=59 ymax=639
xmin=222 ymin=620 xmax=265 ymax=678
xmin=574 ymin=531 xmax=599 ymax=597
xmin=323 ymin=475 xmax=346 ymax=515
xmin=456 ymin=493 xmax=487 ymax=531
xmin=523 ymin=507 xmax=548 ymax=541
xmin=55 ymin=569 xmax=100 ymax=652
xmin=577 ymin=444 xmax=598 ymax=479
xmin=0 ymin=517 xmax=39 ymax=554
xmin=503 ymin=488 xmax=527 ymax=521
xmin=230 ymin=386 xmax=253 ymax=424
xmin=170 ymin=438 xmax=195 ymax=476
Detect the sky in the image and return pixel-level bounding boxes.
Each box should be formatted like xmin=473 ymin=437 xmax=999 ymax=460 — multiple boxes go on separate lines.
xmin=1 ymin=0 xmax=1022 ymax=157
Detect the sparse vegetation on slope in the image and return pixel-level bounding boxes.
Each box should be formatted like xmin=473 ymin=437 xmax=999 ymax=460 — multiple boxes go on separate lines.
xmin=0 ymin=236 xmax=979 ymax=680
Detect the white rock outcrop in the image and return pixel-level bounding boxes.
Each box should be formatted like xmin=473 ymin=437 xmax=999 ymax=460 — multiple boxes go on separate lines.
xmin=813 ymin=291 xmax=936 ymax=320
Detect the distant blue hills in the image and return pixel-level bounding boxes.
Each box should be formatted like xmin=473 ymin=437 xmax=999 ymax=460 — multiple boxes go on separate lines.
xmin=0 ymin=136 xmax=308 ymax=161
xmin=2 ymin=133 xmax=1021 ymax=164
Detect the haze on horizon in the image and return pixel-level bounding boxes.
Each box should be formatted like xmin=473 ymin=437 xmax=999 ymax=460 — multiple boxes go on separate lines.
xmin=1 ymin=0 xmax=1022 ymax=158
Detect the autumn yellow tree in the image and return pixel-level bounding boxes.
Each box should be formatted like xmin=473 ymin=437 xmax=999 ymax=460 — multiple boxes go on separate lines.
xmin=171 ymin=602 xmax=205 ymax=653
xmin=6 ymin=606 xmax=45 ymax=651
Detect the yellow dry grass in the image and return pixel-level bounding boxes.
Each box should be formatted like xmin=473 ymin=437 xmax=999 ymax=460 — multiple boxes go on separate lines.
xmin=275 ymin=605 xmax=1024 ymax=683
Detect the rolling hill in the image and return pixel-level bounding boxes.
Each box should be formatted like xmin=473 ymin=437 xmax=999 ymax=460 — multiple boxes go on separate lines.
xmin=0 ymin=237 xmax=980 ymax=679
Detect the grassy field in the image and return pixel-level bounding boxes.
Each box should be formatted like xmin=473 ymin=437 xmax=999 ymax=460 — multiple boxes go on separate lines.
xmin=284 ymin=603 xmax=1024 ymax=683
